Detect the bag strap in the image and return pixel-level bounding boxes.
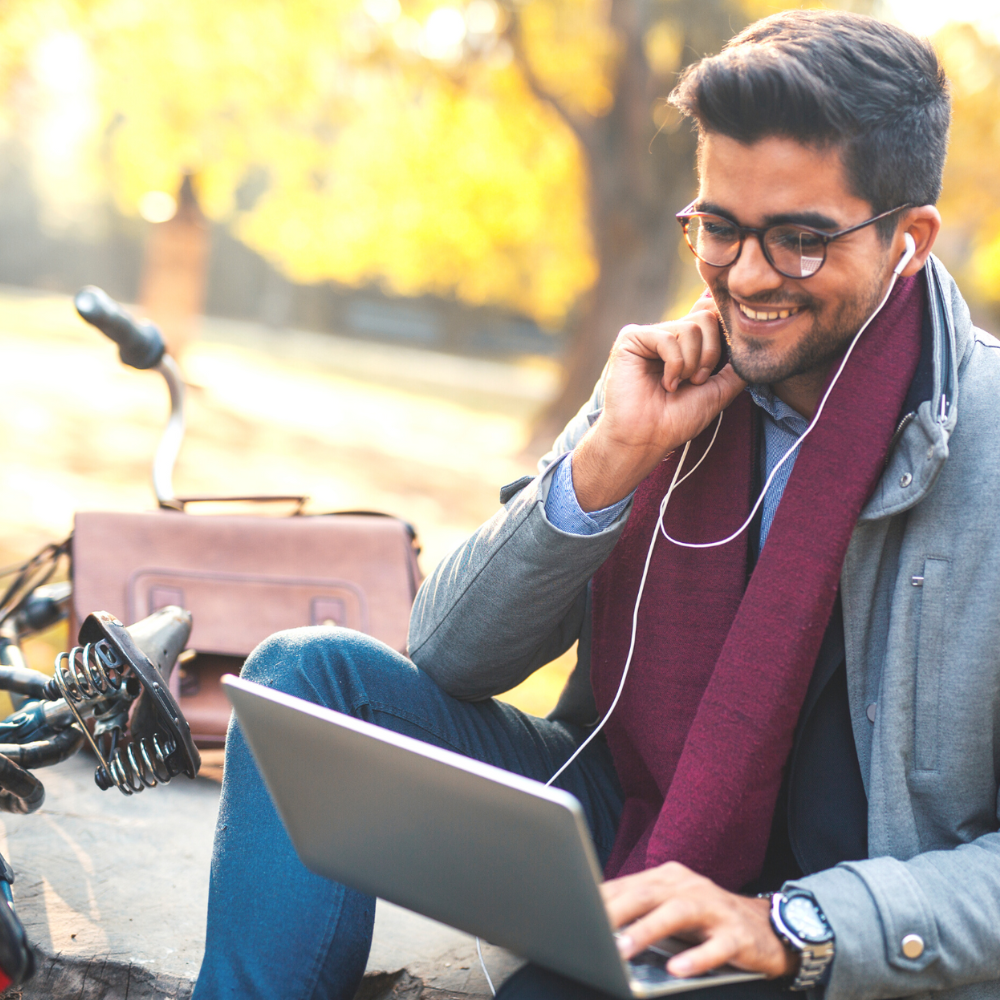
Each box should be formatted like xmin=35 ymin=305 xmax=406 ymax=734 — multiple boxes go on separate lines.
xmin=159 ymin=499 xmax=420 ymax=555
xmin=160 ymin=495 xmax=309 ymax=514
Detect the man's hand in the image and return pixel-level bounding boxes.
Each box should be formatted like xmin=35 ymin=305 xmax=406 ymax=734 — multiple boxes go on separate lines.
xmin=601 ymin=862 xmax=798 ymax=980
xmin=572 ymin=298 xmax=746 ymax=512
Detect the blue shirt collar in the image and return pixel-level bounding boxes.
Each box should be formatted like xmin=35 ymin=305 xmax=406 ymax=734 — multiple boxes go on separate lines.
xmin=746 ymin=384 xmax=809 ymax=433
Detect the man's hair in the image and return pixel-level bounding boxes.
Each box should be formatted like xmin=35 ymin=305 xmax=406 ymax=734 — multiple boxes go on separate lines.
xmin=669 ymin=10 xmax=950 ymax=240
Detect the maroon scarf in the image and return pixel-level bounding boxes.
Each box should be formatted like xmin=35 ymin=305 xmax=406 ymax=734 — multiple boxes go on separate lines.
xmin=590 ymin=274 xmax=924 ymax=889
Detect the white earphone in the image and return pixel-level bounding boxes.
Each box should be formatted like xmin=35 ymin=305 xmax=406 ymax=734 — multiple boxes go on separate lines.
xmin=895 ymin=231 xmax=917 ymax=276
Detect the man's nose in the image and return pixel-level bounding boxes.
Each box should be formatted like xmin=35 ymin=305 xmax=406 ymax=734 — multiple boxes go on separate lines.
xmin=727 ymin=234 xmax=785 ymax=298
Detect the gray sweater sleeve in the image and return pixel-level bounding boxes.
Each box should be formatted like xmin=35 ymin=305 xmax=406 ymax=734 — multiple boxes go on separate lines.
xmin=407 ymin=370 xmax=631 ymax=702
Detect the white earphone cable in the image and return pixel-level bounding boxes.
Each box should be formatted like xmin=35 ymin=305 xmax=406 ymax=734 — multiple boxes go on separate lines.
xmin=660 ymin=266 xmax=904 ymax=549
xmin=544 ymin=438 xmax=692 ymax=789
xmin=473 ymin=439 xmax=700 ymax=995
xmin=474 ymin=438 xmax=691 ymax=997
xmin=478 ymin=241 xmax=914 ymax=993
xmin=543 ymin=250 xmax=911 ymax=790
xmin=476 ymin=936 xmax=497 ymax=995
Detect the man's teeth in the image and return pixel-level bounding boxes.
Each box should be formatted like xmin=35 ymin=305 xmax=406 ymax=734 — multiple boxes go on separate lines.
xmin=738 ymin=302 xmax=799 ymax=321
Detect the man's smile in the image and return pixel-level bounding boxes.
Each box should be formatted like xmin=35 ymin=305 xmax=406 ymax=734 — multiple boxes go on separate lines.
xmin=735 ymin=301 xmax=803 ymax=323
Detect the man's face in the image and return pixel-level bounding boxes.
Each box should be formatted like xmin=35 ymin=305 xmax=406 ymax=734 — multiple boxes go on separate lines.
xmin=695 ymin=133 xmax=894 ymax=387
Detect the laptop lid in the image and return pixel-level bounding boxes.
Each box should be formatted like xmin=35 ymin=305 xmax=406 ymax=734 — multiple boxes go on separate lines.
xmin=224 ymin=675 xmax=765 ymax=998
xmin=223 ymin=674 xmax=634 ymax=997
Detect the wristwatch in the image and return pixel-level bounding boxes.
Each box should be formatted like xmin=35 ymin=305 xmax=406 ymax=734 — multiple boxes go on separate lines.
xmin=767 ymin=890 xmax=836 ymax=990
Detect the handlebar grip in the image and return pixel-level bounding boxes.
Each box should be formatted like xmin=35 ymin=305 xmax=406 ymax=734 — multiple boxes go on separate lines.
xmin=74 ymin=286 xmax=166 ymax=370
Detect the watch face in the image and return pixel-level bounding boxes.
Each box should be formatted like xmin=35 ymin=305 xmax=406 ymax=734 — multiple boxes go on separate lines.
xmin=782 ymin=895 xmax=831 ymax=943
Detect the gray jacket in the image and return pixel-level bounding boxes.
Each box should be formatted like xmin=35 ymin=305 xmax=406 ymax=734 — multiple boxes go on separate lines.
xmin=408 ymin=256 xmax=1000 ymax=1000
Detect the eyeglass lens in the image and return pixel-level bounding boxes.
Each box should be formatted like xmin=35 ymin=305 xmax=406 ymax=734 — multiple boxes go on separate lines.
xmin=685 ymin=215 xmax=826 ymax=279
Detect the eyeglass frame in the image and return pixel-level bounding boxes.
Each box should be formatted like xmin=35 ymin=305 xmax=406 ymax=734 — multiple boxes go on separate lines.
xmin=675 ymin=201 xmax=913 ymax=279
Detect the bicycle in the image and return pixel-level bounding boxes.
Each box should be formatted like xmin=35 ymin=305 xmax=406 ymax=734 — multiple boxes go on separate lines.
xmin=0 ymin=287 xmax=203 ymax=989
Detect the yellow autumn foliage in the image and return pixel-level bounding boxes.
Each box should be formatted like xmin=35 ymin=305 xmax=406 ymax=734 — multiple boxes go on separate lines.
xmin=1 ymin=0 xmax=597 ymax=326
xmin=232 ymin=63 xmax=596 ymax=323
xmin=934 ymin=22 xmax=1000 ymax=312
xmin=4 ymin=1 xmax=997 ymax=329
xmin=518 ymin=0 xmax=621 ymax=117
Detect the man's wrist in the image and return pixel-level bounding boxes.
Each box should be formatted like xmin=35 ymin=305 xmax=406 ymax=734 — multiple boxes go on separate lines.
xmin=571 ymin=429 xmax=667 ymax=512
xmin=544 ymin=454 xmax=632 ymax=535
xmin=750 ymin=895 xmax=800 ymax=978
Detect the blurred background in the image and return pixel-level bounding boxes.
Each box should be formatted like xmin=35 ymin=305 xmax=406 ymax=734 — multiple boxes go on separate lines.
xmin=1 ymin=0 xmax=998 ymax=714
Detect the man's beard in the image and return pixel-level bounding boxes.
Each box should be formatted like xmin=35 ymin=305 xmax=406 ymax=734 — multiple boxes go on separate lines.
xmin=713 ymin=272 xmax=887 ymax=386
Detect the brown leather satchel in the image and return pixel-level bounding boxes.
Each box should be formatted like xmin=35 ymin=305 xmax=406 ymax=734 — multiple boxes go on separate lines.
xmin=71 ymin=509 xmax=422 ymax=747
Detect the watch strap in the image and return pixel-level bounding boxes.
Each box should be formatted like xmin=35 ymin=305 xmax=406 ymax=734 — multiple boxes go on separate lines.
xmin=793 ymin=938 xmax=835 ymax=990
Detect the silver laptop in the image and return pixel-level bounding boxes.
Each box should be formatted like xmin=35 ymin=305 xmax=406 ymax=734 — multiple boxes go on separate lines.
xmin=223 ymin=675 xmax=764 ymax=999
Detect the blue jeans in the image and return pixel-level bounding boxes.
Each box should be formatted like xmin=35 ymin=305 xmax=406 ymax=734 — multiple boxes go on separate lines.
xmin=192 ymin=627 xmax=625 ymax=1000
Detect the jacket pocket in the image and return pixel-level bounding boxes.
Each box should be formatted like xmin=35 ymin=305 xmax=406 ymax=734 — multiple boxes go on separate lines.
xmin=914 ymin=557 xmax=949 ymax=772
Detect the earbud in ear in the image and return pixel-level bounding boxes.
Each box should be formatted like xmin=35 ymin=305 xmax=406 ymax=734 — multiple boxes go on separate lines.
xmin=894 ymin=232 xmax=917 ymax=276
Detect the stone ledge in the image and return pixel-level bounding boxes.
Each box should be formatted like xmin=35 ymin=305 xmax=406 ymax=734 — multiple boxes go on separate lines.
xmin=0 ymin=955 xmax=492 ymax=1000
xmin=0 ymin=754 xmax=516 ymax=1000
xmin=8 ymin=951 xmax=195 ymax=1000
xmin=357 ymin=969 xmax=491 ymax=1000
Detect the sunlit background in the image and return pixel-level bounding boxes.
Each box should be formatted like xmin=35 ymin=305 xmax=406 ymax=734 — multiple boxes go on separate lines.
xmin=2 ymin=0 xmax=998 ymax=714
xmin=885 ymin=0 xmax=999 ymax=38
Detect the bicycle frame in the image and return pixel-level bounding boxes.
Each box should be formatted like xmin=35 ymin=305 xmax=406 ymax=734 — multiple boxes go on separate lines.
xmin=153 ymin=354 xmax=186 ymax=508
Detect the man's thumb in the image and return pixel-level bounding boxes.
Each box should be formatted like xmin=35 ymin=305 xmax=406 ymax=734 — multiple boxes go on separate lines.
xmin=709 ymin=363 xmax=747 ymax=409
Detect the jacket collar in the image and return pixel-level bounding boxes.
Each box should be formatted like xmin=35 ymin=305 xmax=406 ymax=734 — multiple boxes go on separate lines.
xmin=859 ymin=254 xmax=963 ymax=522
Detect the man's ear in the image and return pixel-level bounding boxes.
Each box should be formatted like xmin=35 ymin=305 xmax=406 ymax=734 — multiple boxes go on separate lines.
xmin=896 ymin=206 xmax=941 ymax=277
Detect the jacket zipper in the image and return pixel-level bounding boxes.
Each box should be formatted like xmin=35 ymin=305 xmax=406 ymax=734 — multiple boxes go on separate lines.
xmin=930 ymin=260 xmax=953 ymax=424
xmin=886 ymin=411 xmax=915 ymax=463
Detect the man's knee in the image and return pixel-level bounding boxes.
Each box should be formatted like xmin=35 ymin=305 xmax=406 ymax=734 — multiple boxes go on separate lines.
xmin=240 ymin=626 xmax=351 ymax=693
xmin=239 ymin=626 xmax=408 ymax=707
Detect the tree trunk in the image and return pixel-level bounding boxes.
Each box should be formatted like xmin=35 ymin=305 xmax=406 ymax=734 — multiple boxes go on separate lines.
xmin=525 ymin=0 xmax=747 ymax=453
xmin=528 ymin=196 xmax=690 ymax=451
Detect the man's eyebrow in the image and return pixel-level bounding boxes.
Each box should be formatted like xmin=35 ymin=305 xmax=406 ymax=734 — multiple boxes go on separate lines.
xmin=694 ymin=201 xmax=842 ymax=231
xmin=763 ymin=210 xmax=842 ymax=230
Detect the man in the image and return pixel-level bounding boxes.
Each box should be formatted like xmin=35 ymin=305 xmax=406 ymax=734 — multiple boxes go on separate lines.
xmin=194 ymin=9 xmax=1000 ymax=1000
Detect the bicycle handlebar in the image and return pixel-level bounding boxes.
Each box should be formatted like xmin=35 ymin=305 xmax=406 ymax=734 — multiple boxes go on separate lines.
xmin=74 ymin=286 xmax=165 ymax=370
xmin=0 ymin=755 xmax=43 ymax=815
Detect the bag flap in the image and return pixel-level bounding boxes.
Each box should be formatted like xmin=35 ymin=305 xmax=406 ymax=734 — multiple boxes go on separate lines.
xmin=72 ymin=511 xmax=420 ymax=656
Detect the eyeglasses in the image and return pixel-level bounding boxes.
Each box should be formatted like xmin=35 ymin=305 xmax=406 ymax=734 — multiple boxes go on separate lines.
xmin=675 ymin=202 xmax=912 ymax=279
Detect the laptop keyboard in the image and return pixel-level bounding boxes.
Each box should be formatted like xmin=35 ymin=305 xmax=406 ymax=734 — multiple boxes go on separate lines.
xmin=628 ymin=949 xmax=682 ymax=987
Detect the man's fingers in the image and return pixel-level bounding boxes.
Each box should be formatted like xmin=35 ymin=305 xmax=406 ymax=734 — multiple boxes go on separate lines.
xmin=667 ymin=933 xmax=743 ymax=979
xmin=689 ymin=364 xmax=715 ymax=387
xmin=658 ymin=333 xmax=686 ymax=392
xmin=600 ymin=861 xmax=692 ymax=903
xmin=663 ymin=362 xmax=746 ymax=430
xmin=612 ymin=898 xmax=703 ymax=957
xmin=603 ymin=864 xmax=703 ymax=942
xmin=688 ymin=310 xmax=722 ymax=385
xmin=617 ymin=314 xmax=723 ymax=393
xmin=675 ymin=324 xmax=706 ymax=388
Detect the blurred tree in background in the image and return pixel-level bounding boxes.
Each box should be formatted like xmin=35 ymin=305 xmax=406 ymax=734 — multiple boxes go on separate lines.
xmin=933 ymin=24 xmax=1000 ymax=319
xmin=1 ymin=0 xmax=997 ymax=444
